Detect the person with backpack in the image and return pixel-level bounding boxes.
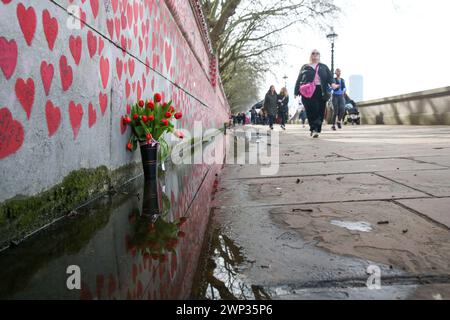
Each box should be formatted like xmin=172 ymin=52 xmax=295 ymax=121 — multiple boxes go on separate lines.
xmin=294 ymin=50 xmax=337 ymax=138
xmin=331 ymin=68 xmax=347 ymax=130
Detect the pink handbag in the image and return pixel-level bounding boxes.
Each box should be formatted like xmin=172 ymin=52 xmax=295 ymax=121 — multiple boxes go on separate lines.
xmin=299 ymin=64 xmax=319 ymax=98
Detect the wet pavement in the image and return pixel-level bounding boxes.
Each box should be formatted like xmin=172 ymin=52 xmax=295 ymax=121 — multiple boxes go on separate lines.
xmin=194 ymin=125 xmax=450 ymax=300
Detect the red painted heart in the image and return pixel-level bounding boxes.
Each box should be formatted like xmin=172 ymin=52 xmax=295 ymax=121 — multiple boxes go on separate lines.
xmin=69 ymin=101 xmax=83 ymax=139
xmin=126 ymin=3 xmax=133 ymax=28
xmin=90 ymin=0 xmax=99 ymax=19
xmin=128 ymin=58 xmax=135 ymax=77
xmin=100 ymin=56 xmax=109 ymax=89
xmin=99 ymin=92 xmax=108 ymax=115
xmin=125 ymin=79 xmax=131 ymax=98
xmin=80 ymin=8 xmax=86 ymax=28
xmin=116 ymin=58 xmax=123 ymax=80
xmin=111 ymin=0 xmax=119 ymax=13
xmin=136 ymin=81 xmax=141 ymax=101
xmin=42 ymin=9 xmax=58 ymax=51
xmin=87 ymin=31 xmax=97 ymax=58
xmin=45 ymin=100 xmax=61 ymax=137
xmin=98 ymin=37 xmax=104 ymax=55
xmin=0 ymin=37 xmax=18 ymax=80
xmin=15 ymin=78 xmax=35 ymax=120
xmin=164 ymin=42 xmax=172 ymax=72
xmin=121 ymin=12 xmax=127 ymax=30
xmin=142 ymin=73 xmax=146 ymax=90
xmin=69 ymin=35 xmax=82 ymax=65
xmin=120 ymin=35 xmax=127 ymax=56
xmin=17 ymin=3 xmax=36 ymax=46
xmin=40 ymin=61 xmax=54 ymax=96
xmin=59 ymin=55 xmax=73 ymax=91
xmin=138 ymin=37 xmax=143 ymax=55
xmin=88 ymin=102 xmax=97 ymax=128
xmin=133 ymin=1 xmax=138 ymax=22
xmin=0 ymin=107 xmax=24 ymax=160
xmin=106 ymin=19 xmax=114 ymax=39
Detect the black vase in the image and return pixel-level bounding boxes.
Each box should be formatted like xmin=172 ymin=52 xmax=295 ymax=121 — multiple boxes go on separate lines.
xmin=140 ymin=142 xmax=159 ymax=180
xmin=142 ymin=178 xmax=161 ymax=217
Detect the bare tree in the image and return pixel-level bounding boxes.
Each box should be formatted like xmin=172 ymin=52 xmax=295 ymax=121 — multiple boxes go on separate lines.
xmin=201 ymin=0 xmax=339 ymax=109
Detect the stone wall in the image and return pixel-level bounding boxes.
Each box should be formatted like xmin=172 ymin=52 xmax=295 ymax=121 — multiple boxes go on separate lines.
xmin=358 ymin=87 xmax=450 ymax=125
xmin=0 ymin=0 xmax=229 ymax=246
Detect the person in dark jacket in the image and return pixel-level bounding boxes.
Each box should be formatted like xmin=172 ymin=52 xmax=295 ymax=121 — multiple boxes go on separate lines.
xmin=331 ymin=68 xmax=346 ymax=130
xmin=264 ymin=85 xmax=278 ymax=130
xmin=278 ymin=87 xmax=289 ymax=130
xmin=250 ymin=107 xmax=257 ymax=125
xmin=294 ymin=49 xmax=337 ymax=138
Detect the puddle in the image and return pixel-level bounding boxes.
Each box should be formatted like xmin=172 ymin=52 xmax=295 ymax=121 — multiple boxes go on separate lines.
xmin=330 ymin=220 xmax=373 ymax=232
xmin=0 ymin=159 xmax=220 ymax=300
xmin=192 ymin=229 xmax=271 ymax=300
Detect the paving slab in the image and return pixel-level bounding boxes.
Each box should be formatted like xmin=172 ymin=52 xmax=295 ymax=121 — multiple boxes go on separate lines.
xmin=397 ymin=198 xmax=450 ymax=229
xmin=270 ymin=201 xmax=450 ymax=275
xmin=377 ymin=169 xmax=450 ymax=197
xmin=412 ymin=156 xmax=450 ymax=168
xmin=222 ymin=159 xmax=445 ymax=180
xmin=216 ymin=173 xmax=429 ymax=208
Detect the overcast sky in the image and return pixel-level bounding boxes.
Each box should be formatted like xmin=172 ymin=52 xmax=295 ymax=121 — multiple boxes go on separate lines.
xmin=265 ymin=0 xmax=450 ymax=103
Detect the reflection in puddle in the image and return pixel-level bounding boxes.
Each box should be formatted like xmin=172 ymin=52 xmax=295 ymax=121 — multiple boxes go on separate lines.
xmin=0 ymin=158 xmax=222 ymax=299
xmin=330 ymin=220 xmax=373 ymax=232
xmin=195 ymin=229 xmax=271 ymax=300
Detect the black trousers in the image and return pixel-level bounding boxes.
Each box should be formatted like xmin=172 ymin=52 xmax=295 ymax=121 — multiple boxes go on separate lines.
xmin=332 ymin=95 xmax=345 ymax=124
xmin=302 ymin=86 xmax=327 ymax=133
xmin=268 ymin=114 xmax=275 ymax=128
xmin=279 ymin=111 xmax=287 ymax=126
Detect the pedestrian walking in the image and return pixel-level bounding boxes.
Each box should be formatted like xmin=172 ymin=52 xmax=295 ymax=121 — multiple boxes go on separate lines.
xmin=264 ymin=85 xmax=278 ymax=130
xmin=278 ymin=87 xmax=289 ymax=130
xmin=331 ymin=68 xmax=346 ymax=130
xmin=251 ymin=107 xmax=257 ymax=125
xmin=294 ymin=49 xmax=337 ymax=138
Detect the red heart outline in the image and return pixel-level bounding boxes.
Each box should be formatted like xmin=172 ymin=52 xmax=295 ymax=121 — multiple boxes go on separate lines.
xmin=17 ymin=3 xmax=36 ymax=46
xmin=87 ymin=30 xmax=97 ymax=58
xmin=42 ymin=9 xmax=58 ymax=51
xmin=88 ymin=102 xmax=97 ymax=128
xmin=90 ymin=0 xmax=99 ymax=19
xmin=59 ymin=55 xmax=73 ymax=91
xmin=0 ymin=107 xmax=25 ymax=160
xmin=116 ymin=58 xmax=123 ymax=80
xmin=40 ymin=61 xmax=54 ymax=96
xmin=99 ymin=92 xmax=108 ymax=116
xmin=15 ymin=78 xmax=35 ymax=120
xmin=69 ymin=101 xmax=83 ymax=139
xmin=69 ymin=35 xmax=82 ymax=65
xmin=45 ymin=100 xmax=61 ymax=137
xmin=0 ymin=37 xmax=18 ymax=80
xmin=99 ymin=56 xmax=110 ymax=89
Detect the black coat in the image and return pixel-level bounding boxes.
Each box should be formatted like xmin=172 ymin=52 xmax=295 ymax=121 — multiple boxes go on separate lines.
xmin=294 ymin=63 xmax=334 ymax=100
xmin=264 ymin=92 xmax=278 ymax=116
xmin=278 ymin=95 xmax=289 ymax=113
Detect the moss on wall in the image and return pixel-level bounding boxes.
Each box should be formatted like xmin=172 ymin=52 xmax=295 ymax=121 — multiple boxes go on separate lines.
xmin=0 ymin=164 xmax=142 ymax=248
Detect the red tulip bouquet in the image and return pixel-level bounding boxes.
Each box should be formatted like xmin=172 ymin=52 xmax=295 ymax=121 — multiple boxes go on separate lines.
xmin=122 ymin=93 xmax=184 ymax=162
